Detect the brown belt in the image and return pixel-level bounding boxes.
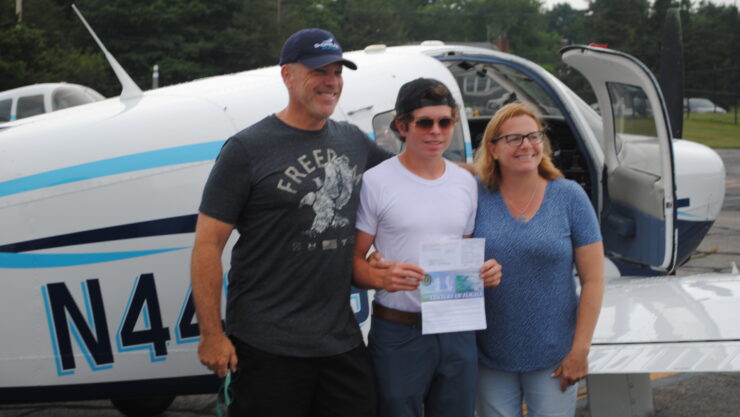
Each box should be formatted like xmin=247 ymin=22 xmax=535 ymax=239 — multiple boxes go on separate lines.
xmin=372 ymin=301 xmax=421 ymax=326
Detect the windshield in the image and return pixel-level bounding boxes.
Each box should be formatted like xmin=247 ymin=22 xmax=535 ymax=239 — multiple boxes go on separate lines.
xmin=52 ymin=87 xmax=102 ymax=111
xmin=447 ymin=60 xmax=562 ymax=119
xmin=607 ymin=82 xmax=663 ymax=178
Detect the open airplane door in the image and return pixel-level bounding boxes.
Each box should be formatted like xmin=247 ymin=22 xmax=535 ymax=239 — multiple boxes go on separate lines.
xmin=562 ymin=45 xmax=677 ymax=273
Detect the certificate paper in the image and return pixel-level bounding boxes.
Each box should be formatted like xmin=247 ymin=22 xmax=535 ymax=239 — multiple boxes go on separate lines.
xmin=418 ymin=238 xmax=486 ymax=334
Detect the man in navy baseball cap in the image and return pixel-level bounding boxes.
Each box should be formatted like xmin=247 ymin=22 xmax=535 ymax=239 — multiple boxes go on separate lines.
xmin=274 ymin=28 xmax=361 ymax=130
xmin=193 ymin=26 xmax=386 ymax=417
xmin=279 ymin=28 xmax=357 ymax=70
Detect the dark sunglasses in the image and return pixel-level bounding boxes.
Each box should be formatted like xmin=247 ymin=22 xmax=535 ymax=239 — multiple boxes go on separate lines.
xmin=413 ymin=117 xmax=454 ymax=130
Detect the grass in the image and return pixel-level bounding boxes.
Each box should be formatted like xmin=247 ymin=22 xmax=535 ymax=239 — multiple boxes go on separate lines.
xmin=681 ymin=110 xmax=740 ymax=148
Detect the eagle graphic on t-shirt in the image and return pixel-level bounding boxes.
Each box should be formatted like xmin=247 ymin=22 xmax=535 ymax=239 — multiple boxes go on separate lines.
xmin=299 ymin=155 xmax=354 ymax=235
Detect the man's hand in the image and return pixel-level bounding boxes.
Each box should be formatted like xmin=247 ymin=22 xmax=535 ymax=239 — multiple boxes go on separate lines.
xmin=455 ymin=162 xmax=477 ymax=176
xmin=363 ymin=249 xmax=424 ymax=291
xmin=480 ymin=258 xmax=502 ymax=288
xmin=198 ymin=332 xmax=238 ymax=378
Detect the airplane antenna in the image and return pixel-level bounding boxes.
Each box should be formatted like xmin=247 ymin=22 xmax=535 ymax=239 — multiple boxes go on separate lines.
xmin=71 ymin=4 xmax=143 ymax=100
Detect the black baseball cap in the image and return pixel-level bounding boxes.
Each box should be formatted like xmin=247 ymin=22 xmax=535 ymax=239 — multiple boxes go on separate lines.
xmin=279 ymin=28 xmax=357 ymax=70
xmin=394 ymin=78 xmax=456 ymax=115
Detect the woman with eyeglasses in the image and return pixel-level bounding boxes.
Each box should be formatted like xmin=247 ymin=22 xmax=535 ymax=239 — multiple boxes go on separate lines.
xmin=473 ymin=102 xmax=604 ymax=417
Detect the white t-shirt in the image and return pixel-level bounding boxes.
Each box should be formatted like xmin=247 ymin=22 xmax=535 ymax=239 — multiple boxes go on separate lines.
xmin=356 ymin=156 xmax=477 ymax=312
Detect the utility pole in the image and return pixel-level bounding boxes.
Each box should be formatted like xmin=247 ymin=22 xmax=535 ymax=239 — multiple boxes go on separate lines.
xmin=276 ymin=0 xmax=281 ymax=41
xmin=15 ymin=0 xmax=22 ymax=25
xmin=152 ymin=65 xmax=159 ymax=89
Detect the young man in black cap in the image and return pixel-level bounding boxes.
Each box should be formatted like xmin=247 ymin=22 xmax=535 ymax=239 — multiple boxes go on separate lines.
xmin=191 ymin=28 xmax=389 ymax=416
xmin=353 ymin=78 xmax=502 ymax=417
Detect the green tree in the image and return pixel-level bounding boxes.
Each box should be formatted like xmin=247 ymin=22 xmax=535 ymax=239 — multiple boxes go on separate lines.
xmin=683 ymin=2 xmax=739 ymax=110
xmin=219 ymin=0 xmax=285 ymax=73
xmin=2 ymin=0 xmax=736 ymax=107
xmin=0 ymin=0 xmax=109 ymax=93
xmin=325 ymin=0 xmax=410 ymax=50
xmin=404 ymin=0 xmax=558 ymax=66
xmin=585 ymin=0 xmax=654 ymax=57
xmin=546 ymin=3 xmax=588 ymax=45
xmin=72 ymin=0 xmax=245 ymax=93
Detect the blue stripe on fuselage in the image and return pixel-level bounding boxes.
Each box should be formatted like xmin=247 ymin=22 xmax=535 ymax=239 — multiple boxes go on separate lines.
xmin=0 ymin=248 xmax=188 ymax=269
xmin=0 ymin=141 xmax=225 ymax=198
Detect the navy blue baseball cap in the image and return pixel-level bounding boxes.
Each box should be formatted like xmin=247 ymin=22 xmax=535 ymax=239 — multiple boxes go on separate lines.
xmin=279 ymin=28 xmax=357 ymax=70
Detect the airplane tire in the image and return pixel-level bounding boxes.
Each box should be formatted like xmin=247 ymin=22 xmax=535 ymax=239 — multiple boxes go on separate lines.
xmin=110 ymin=396 xmax=176 ymax=417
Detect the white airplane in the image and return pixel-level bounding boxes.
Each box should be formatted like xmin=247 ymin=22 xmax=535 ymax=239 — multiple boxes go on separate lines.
xmin=1 ymin=25 xmax=738 ymax=417
xmin=0 ymin=82 xmax=105 ymax=123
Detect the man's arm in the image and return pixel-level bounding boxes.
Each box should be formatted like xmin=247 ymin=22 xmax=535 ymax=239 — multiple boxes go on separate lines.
xmin=455 ymin=162 xmax=476 ymax=175
xmin=352 ymin=230 xmax=424 ymax=292
xmin=191 ymin=213 xmax=237 ymax=378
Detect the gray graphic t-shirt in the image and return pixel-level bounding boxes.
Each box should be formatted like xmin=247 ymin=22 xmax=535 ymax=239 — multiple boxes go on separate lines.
xmin=199 ymin=115 xmax=389 ymax=357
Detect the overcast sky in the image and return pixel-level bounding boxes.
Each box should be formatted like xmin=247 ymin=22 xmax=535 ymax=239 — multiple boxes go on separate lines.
xmin=541 ymin=0 xmax=738 ymax=10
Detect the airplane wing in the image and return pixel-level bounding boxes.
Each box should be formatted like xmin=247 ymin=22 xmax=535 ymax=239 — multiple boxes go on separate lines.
xmin=590 ymin=272 xmax=740 ymax=374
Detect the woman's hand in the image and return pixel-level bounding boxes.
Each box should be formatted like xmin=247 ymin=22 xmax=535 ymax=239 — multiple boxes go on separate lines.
xmin=480 ymin=258 xmax=502 ymax=287
xmin=552 ymin=348 xmax=589 ymax=392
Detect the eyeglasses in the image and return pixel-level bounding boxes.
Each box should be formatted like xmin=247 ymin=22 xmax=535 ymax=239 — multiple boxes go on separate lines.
xmin=492 ymin=130 xmax=544 ymax=146
xmin=413 ymin=117 xmax=454 ymax=130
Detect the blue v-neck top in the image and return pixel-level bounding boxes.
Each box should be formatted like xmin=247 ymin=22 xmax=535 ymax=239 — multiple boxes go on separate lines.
xmin=474 ymin=178 xmax=601 ymax=372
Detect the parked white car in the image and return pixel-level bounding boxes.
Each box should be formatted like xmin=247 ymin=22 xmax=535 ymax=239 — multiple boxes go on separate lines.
xmin=0 ymin=83 xmax=105 ymax=123
xmin=684 ymin=97 xmax=727 ymax=113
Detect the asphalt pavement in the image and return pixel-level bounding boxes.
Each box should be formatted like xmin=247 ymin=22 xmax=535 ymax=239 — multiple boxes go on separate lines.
xmin=2 ymin=149 xmax=739 ymax=417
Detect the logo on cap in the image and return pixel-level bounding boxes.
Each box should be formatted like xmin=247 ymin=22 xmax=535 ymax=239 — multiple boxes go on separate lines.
xmin=279 ymin=28 xmax=357 ymax=70
xmin=314 ymin=38 xmax=340 ymax=51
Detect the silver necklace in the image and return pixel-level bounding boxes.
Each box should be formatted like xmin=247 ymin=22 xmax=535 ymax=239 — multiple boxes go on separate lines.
xmin=506 ymin=186 xmax=537 ymax=222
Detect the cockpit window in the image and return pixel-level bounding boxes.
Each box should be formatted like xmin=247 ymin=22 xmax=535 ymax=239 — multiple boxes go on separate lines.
xmin=0 ymin=99 xmax=10 ymax=122
xmin=17 ymin=95 xmax=45 ymax=119
xmin=607 ymin=82 xmax=662 ymax=177
xmin=52 ymin=87 xmax=100 ymax=111
xmin=372 ymin=110 xmax=403 ymax=155
xmin=448 ymin=61 xmax=562 ymax=119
